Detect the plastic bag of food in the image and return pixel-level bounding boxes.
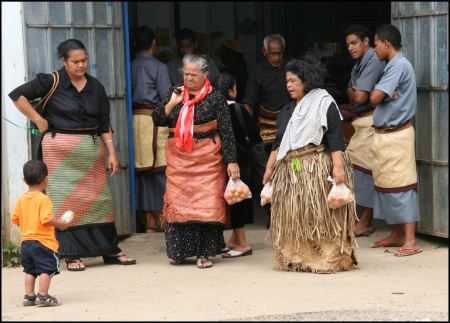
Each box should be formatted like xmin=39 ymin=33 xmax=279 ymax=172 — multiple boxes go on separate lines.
xmin=260 ymin=182 xmax=273 ymax=206
xmin=224 ymin=178 xmax=252 ymax=205
xmin=326 ymin=176 xmax=354 ymax=209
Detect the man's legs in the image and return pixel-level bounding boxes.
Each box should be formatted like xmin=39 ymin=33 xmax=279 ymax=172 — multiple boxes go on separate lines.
xmin=355 ymin=207 xmax=375 ymax=236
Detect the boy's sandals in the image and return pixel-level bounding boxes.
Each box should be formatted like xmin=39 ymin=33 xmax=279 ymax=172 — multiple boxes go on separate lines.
xmin=65 ymin=258 xmax=85 ymax=271
xmin=35 ymin=293 xmax=60 ymax=307
xmin=196 ymin=256 xmax=213 ymax=269
xmin=102 ymin=253 xmax=136 ymax=265
xmin=23 ymin=294 xmax=37 ymax=306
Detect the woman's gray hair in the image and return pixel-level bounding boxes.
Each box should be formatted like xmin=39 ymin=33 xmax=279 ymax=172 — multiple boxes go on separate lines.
xmin=182 ymin=53 xmax=209 ymax=75
xmin=263 ymin=34 xmax=285 ymax=50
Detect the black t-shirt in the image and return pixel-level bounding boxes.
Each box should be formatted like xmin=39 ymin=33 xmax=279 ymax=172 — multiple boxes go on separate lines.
xmin=272 ymin=100 xmax=346 ymax=152
xmin=8 ymin=67 xmax=111 ymax=134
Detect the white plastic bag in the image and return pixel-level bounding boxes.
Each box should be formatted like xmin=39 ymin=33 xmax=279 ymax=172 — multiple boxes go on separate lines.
xmin=326 ymin=175 xmax=354 ymax=209
xmin=260 ymin=182 xmax=273 ymax=206
xmin=224 ymin=178 xmax=252 ymax=205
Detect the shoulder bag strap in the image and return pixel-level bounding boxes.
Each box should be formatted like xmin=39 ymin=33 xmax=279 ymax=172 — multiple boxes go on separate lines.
xmin=40 ymin=71 xmax=60 ymax=110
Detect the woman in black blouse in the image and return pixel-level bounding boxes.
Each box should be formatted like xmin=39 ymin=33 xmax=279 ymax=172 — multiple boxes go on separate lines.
xmin=9 ymin=39 xmax=135 ymax=271
xmin=153 ymin=54 xmax=240 ymax=269
xmin=263 ymin=56 xmax=357 ymax=273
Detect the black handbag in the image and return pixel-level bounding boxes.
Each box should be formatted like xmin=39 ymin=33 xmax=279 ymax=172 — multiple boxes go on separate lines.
xmin=30 ymin=71 xmax=59 ymax=130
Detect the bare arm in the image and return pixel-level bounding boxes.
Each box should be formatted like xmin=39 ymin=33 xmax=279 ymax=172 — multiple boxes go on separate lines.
xmin=13 ymin=95 xmax=48 ymax=132
xmin=100 ymin=128 xmax=120 ymax=176
xmin=347 ymin=86 xmax=370 ymax=105
xmin=330 ymin=150 xmax=345 ymax=184
xmin=370 ymin=89 xmax=388 ymax=107
xmin=263 ymin=149 xmax=278 ymax=184
xmin=47 ymin=218 xmax=70 ymax=231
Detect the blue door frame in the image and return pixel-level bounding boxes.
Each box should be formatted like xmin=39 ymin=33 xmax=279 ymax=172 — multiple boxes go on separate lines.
xmin=122 ymin=2 xmax=137 ymax=226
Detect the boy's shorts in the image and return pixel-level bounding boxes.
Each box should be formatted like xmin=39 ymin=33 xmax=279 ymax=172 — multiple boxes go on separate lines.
xmin=21 ymin=240 xmax=60 ymax=277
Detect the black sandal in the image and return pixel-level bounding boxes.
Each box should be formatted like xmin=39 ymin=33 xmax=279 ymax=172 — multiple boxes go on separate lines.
xmin=65 ymin=258 xmax=85 ymax=271
xmin=102 ymin=254 xmax=136 ymax=265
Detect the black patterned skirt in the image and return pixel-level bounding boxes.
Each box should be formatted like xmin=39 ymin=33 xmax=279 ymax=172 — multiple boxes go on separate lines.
xmin=164 ymin=222 xmax=225 ymax=261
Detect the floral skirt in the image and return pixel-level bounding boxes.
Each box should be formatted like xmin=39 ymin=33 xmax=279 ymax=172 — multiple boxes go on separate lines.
xmin=164 ymin=223 xmax=225 ymax=261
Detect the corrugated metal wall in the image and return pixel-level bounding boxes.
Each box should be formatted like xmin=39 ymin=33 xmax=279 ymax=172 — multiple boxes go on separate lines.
xmin=22 ymin=2 xmax=132 ymax=235
xmin=392 ymin=2 xmax=448 ymax=238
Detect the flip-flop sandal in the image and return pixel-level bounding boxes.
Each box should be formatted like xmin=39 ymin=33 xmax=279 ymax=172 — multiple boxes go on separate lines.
xmin=220 ymin=247 xmax=231 ymax=253
xmin=354 ymin=227 xmax=375 ymax=237
xmin=169 ymin=259 xmax=186 ymax=265
xmin=197 ymin=257 xmax=213 ymax=269
xmin=65 ymin=258 xmax=85 ymax=271
xmin=370 ymin=239 xmax=402 ymax=248
xmin=103 ymin=254 xmax=137 ymax=265
xmin=393 ymin=247 xmax=423 ymax=257
xmin=222 ymin=249 xmax=253 ymax=258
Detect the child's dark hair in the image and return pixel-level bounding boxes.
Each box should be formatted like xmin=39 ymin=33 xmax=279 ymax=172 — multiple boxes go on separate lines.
xmin=23 ymin=160 xmax=48 ymax=186
xmin=218 ymin=72 xmax=236 ymax=100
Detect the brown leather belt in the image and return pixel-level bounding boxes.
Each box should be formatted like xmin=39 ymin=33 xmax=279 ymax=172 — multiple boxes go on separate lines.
xmin=132 ymin=104 xmax=157 ymax=115
xmin=168 ymin=119 xmax=218 ymax=134
xmin=133 ymin=108 xmax=154 ymax=116
xmin=374 ymin=120 xmax=411 ymax=134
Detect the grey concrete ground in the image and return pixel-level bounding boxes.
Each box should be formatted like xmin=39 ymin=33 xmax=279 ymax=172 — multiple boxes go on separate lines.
xmin=1 ymin=217 xmax=448 ymax=321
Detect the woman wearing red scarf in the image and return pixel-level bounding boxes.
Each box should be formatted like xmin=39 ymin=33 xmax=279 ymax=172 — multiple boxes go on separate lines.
xmin=153 ymin=54 xmax=240 ymax=269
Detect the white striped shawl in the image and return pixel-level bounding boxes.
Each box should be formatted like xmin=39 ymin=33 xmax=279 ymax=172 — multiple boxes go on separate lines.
xmin=277 ymin=88 xmax=342 ymax=161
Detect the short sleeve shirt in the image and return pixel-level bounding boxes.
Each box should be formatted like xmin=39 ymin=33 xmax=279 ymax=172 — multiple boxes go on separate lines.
xmin=349 ymin=48 xmax=386 ymax=113
xmin=373 ymin=52 xmax=417 ymax=127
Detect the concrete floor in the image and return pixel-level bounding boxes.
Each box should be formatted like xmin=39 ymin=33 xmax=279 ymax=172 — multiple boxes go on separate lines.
xmin=2 ymin=214 xmax=448 ymax=321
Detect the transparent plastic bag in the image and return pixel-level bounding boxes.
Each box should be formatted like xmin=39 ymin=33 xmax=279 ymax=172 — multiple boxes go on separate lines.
xmin=224 ymin=178 xmax=252 ymax=205
xmin=326 ymin=175 xmax=354 ymax=209
xmin=260 ymin=182 xmax=273 ymax=206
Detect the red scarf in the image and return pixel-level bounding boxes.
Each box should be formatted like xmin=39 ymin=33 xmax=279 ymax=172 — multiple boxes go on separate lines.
xmin=174 ymin=78 xmax=211 ymax=152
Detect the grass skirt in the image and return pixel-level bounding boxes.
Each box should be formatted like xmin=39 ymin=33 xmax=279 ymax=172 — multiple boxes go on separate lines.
xmin=270 ymin=146 xmax=358 ymax=273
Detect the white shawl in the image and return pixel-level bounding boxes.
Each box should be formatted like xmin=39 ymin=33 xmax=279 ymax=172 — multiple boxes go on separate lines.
xmin=277 ymin=88 xmax=342 ymax=161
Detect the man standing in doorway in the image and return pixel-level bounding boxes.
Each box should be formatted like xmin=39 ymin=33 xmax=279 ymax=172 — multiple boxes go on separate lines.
xmin=344 ymin=25 xmax=386 ymax=237
xmin=167 ymin=28 xmax=220 ymax=88
xmin=369 ymin=24 xmax=422 ymax=256
xmin=131 ymin=26 xmax=171 ymax=233
xmin=243 ymin=34 xmax=291 ymax=228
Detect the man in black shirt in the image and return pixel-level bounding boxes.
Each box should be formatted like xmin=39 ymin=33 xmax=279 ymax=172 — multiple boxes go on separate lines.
xmin=242 ymin=34 xmax=291 ymax=228
xmin=242 ymin=34 xmax=291 ymax=149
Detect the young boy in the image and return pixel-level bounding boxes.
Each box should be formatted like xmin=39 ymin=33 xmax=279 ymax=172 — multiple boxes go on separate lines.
xmin=12 ymin=160 xmax=71 ymax=306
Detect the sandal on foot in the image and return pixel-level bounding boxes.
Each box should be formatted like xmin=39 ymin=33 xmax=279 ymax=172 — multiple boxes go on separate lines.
xmin=35 ymin=293 xmax=60 ymax=307
xmin=393 ymin=247 xmax=423 ymax=257
xmin=103 ymin=254 xmax=136 ymax=265
xmin=65 ymin=258 xmax=85 ymax=271
xmin=196 ymin=256 xmax=213 ymax=269
xmin=169 ymin=259 xmax=185 ymax=265
xmin=23 ymin=294 xmax=36 ymax=306
xmin=222 ymin=249 xmax=253 ymax=258
xmin=370 ymin=239 xmax=402 ymax=248
xmin=354 ymin=227 xmax=376 ymax=237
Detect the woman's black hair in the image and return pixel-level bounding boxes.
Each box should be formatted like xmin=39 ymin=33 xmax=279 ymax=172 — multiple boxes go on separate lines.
xmin=285 ymin=55 xmax=328 ymax=94
xmin=57 ymin=39 xmax=87 ymax=60
xmin=375 ymin=24 xmax=402 ymax=50
xmin=218 ymin=72 xmax=236 ymax=100
xmin=23 ymin=160 xmax=48 ymax=186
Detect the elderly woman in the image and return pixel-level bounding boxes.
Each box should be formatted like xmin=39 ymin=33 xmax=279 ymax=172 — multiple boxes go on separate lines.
xmin=8 ymin=39 xmax=135 ymax=271
xmin=263 ymin=56 xmax=357 ymax=273
xmin=152 ymin=54 xmax=239 ymax=269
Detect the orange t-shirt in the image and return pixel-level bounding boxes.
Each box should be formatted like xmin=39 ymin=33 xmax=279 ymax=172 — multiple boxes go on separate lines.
xmin=11 ymin=191 xmax=59 ymax=253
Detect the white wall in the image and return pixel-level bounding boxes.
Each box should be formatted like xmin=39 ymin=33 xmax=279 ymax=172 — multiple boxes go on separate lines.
xmin=1 ymin=2 xmax=28 ymax=245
